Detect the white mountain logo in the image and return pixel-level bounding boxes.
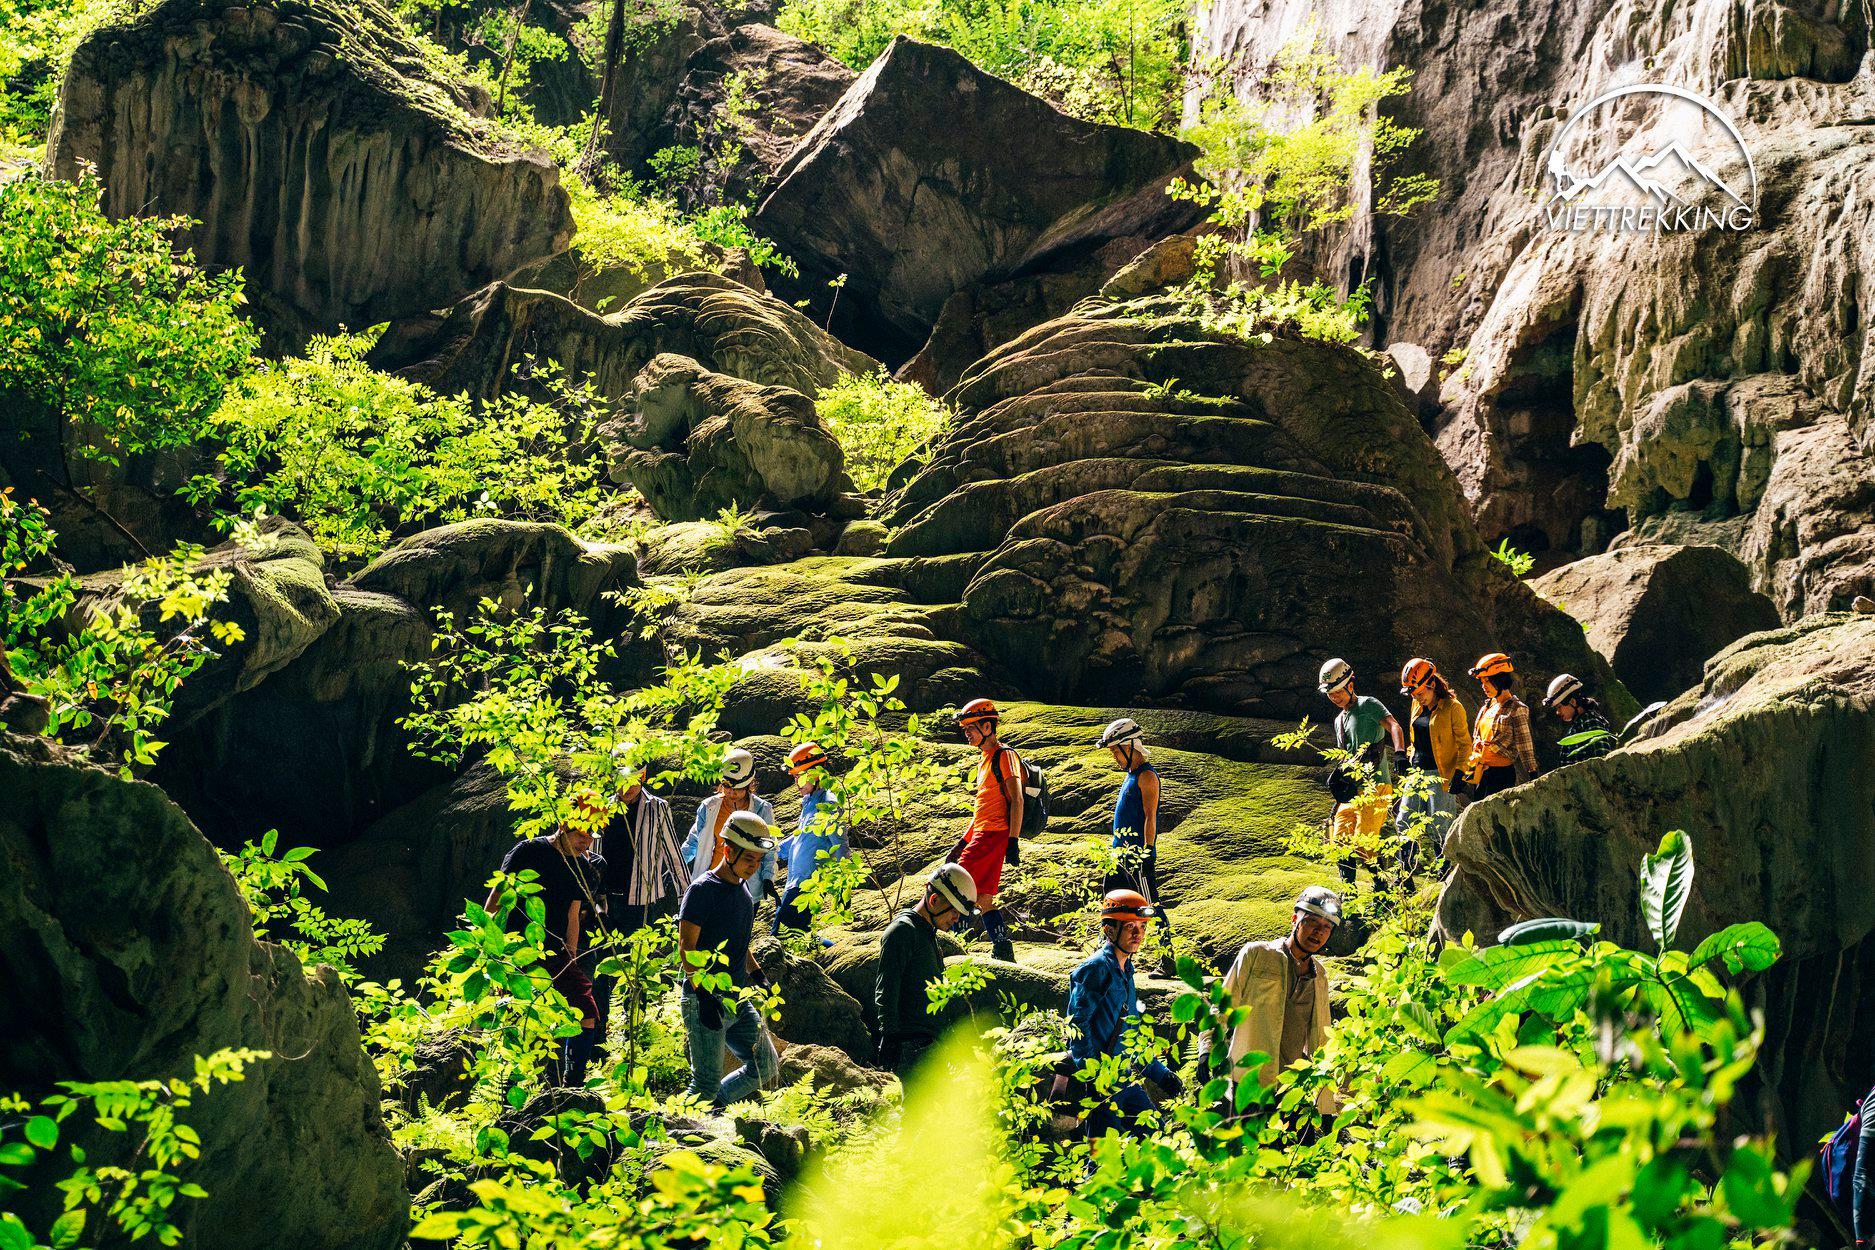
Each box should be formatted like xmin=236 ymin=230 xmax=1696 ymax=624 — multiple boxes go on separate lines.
xmin=1542 ymin=85 xmax=1758 ymax=233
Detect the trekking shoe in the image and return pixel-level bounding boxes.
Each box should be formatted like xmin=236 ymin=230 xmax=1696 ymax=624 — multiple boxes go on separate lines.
xmin=992 ymin=939 xmax=1016 ymax=963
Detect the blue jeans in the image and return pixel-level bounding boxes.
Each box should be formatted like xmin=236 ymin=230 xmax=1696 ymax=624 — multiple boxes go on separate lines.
xmin=682 ymin=992 xmax=778 ymax=1107
xmin=772 ymin=883 xmax=811 ymax=934
xmin=1396 ymin=773 xmax=1458 ymax=857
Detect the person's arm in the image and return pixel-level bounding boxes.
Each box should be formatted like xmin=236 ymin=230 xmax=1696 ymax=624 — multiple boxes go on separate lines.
xmin=1511 ymin=702 xmax=1540 ymax=778
xmin=1384 ymin=714 xmax=1405 ymax=753
xmin=682 ymin=804 xmax=706 ymax=874
xmin=1854 ymin=1103 xmax=1875 ymax=1245
xmin=875 ymin=926 xmax=907 ymax=1035
xmin=1140 ymin=769 xmax=1161 ymax=849
xmin=565 ymin=899 xmax=582 ymax=959
xmin=1065 ymin=965 xmax=1109 ymax=1064
xmin=679 ymin=920 xmax=704 ymax=987
xmin=1001 ymin=748 xmax=1024 ymax=833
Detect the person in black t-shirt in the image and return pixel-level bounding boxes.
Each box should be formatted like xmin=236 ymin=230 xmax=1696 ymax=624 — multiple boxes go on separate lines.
xmin=679 ymin=810 xmax=780 ymax=1108
xmin=486 ymin=798 xmax=607 ymax=1085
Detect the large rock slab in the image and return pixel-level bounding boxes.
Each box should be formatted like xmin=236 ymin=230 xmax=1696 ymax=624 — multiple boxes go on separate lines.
xmin=883 ymin=296 xmax=1628 ymax=724
xmin=0 ymin=734 xmax=408 ymax=1249
xmin=605 ymin=352 xmax=853 ymax=520
xmin=368 ymin=272 xmax=875 ymax=406
xmin=1530 ymin=543 xmax=1780 ymax=705
xmin=1435 ymin=612 xmax=1875 ymax=1149
xmin=753 ymin=38 xmax=1205 ymax=362
xmin=49 ymin=0 xmax=572 ymax=341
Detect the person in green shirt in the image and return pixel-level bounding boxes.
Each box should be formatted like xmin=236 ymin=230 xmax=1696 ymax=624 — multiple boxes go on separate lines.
xmin=1317 ymin=658 xmax=1408 ymax=891
xmin=874 ymin=863 xmax=976 ymax=1075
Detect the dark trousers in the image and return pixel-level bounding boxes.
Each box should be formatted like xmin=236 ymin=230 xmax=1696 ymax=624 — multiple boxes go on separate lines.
xmin=1085 ymin=1082 xmax=1154 ymax=1139
xmin=1104 ymin=848 xmax=1174 ymax=932
xmin=1472 ymin=764 xmax=1518 ymax=799
xmin=771 ymin=883 xmax=811 ymax=934
xmin=557 ymin=951 xmax=607 ymax=1086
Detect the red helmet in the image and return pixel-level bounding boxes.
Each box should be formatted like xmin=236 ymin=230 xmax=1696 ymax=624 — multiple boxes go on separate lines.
xmin=955 ymin=698 xmax=1000 ymax=728
xmin=1100 ymin=889 xmax=1157 ymax=921
xmin=1400 ymin=657 xmax=1436 ymax=694
xmin=1469 ymin=652 xmax=1515 ymax=681
xmin=788 ymin=741 xmax=828 ymax=776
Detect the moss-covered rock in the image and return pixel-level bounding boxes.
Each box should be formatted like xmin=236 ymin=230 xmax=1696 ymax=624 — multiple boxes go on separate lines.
xmin=0 ymin=734 xmax=408 ymax=1249
xmin=1436 ymin=612 xmax=1875 ymax=1148
xmin=49 ymin=0 xmax=571 ymax=342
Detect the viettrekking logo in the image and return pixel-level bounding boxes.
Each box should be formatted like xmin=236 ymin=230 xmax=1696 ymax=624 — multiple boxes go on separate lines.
xmin=1543 ymin=84 xmax=1758 ymax=234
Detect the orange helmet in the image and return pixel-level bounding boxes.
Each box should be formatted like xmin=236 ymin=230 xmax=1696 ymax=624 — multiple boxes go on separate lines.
xmin=1469 ymin=652 xmax=1514 ymax=681
xmin=1100 ymin=889 xmax=1157 ymax=921
xmin=956 ymin=698 xmax=1000 ymax=728
xmin=566 ymin=788 xmax=610 ymax=830
xmin=1399 ymin=657 xmax=1436 ymax=695
xmin=788 ymin=741 xmax=828 ymax=775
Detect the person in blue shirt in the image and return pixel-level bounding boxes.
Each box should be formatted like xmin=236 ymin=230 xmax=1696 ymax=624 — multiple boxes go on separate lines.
xmin=773 ymin=741 xmax=849 ymax=937
xmin=1098 ymin=717 xmax=1176 ymax=976
xmin=1052 ymin=890 xmax=1184 ymax=1139
xmin=683 ymin=747 xmax=778 ymax=907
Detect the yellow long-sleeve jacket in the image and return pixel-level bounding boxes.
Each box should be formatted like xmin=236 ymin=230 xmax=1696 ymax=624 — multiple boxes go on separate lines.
xmin=1406 ymin=694 xmax=1471 ymax=785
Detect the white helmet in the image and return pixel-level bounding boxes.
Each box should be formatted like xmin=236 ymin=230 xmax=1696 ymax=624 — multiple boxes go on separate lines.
xmin=928 ymin=863 xmax=979 ymax=916
xmin=610 ymin=740 xmax=644 ymax=779
xmin=1543 ymin=673 xmax=1584 ymax=709
xmin=1294 ymin=886 xmax=1344 ymax=927
xmin=720 ymin=747 xmax=756 ymax=788
xmin=722 ymin=810 xmax=776 ymax=852
xmin=1098 ymin=717 xmax=1145 ymax=749
xmin=1318 ymin=658 xmax=1353 ymax=694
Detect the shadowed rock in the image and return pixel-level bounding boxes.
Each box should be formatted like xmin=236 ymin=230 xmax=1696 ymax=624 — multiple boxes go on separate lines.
xmin=49 ymin=0 xmax=573 ymax=343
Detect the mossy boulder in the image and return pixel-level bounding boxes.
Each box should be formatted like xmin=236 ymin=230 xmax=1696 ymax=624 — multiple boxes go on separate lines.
xmin=751 ymin=936 xmax=873 ymax=1060
xmin=0 ymin=734 xmax=408 ymax=1249
xmin=1436 ymin=613 xmax=1875 ymax=1148
xmin=50 ymin=0 xmax=571 ymax=342
xmin=885 ymin=296 xmax=1630 ymax=730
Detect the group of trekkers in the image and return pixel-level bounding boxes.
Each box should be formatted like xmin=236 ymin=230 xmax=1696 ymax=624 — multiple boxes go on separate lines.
xmin=484 ymin=648 xmax=1614 ymax=1135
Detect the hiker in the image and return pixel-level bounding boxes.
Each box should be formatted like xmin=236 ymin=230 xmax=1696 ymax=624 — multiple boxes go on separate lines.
xmin=1396 ymin=658 xmax=1470 ymax=861
xmin=1053 ymin=890 xmax=1184 ymax=1139
xmin=597 ymin=742 xmax=686 ymax=936
xmin=486 ymin=793 xmax=608 ymax=1086
xmin=1317 ymin=658 xmax=1409 ymax=891
xmin=678 ymin=810 xmax=780 ymax=1108
xmin=1541 ymin=673 xmax=1615 ymax=763
xmin=1099 ymin=717 xmax=1176 ymax=977
xmin=1459 ymin=653 xmax=1540 ymax=799
xmin=874 ymin=863 xmax=977 ymax=1075
xmin=683 ymin=747 xmax=778 ymax=905
xmin=773 ymin=741 xmax=849 ymax=937
xmin=946 ymin=698 xmax=1023 ymax=963
xmin=1203 ymin=887 xmax=1341 ymax=1116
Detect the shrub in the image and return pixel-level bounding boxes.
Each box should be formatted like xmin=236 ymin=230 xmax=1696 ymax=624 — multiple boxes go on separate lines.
xmin=815 ymin=371 xmax=952 ymax=493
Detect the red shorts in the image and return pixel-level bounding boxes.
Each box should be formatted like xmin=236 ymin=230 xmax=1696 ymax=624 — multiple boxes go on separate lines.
xmin=958 ymin=827 xmax=1010 ymax=899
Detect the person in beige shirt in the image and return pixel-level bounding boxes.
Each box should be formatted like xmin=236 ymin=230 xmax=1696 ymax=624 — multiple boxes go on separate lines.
xmin=1204 ymin=887 xmax=1342 ymax=1115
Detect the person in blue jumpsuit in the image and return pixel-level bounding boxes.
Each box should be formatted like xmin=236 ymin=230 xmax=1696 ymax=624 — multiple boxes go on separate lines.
xmin=1099 ymin=717 xmax=1175 ymax=976
xmin=773 ymin=741 xmax=848 ymax=937
xmin=1053 ymin=889 xmax=1184 ymax=1139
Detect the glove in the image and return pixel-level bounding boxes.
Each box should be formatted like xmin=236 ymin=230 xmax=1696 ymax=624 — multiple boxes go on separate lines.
xmin=749 ymin=962 xmax=770 ymax=988
xmin=1393 ymin=750 xmax=1410 ymax=777
xmin=694 ymin=989 xmax=724 ymax=1031
xmin=763 ymin=878 xmax=781 ymax=902
xmin=879 ymin=1033 xmax=901 ymax=1068
xmin=1157 ymin=1069 xmax=1185 ymax=1097
xmin=1448 ymin=773 xmax=1470 ymax=797
xmin=1004 ymin=837 xmax=1021 ymax=866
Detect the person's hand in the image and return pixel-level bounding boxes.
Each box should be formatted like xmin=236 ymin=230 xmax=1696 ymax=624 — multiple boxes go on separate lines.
xmin=695 ymin=990 xmax=724 ymax=1031
xmin=1448 ymin=773 xmax=1469 ymax=797
xmin=1004 ymin=838 xmax=1021 ymax=866
xmin=581 ymin=1014 xmax=597 ymax=1028
xmin=1393 ymin=750 xmax=1410 ymax=777
xmin=1049 ymin=1073 xmax=1072 ymax=1103
xmin=1158 ymin=1070 xmax=1185 ymax=1097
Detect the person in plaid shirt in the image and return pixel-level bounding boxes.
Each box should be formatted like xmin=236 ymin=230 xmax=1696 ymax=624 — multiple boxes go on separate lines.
xmin=1459 ymin=652 xmax=1540 ymax=799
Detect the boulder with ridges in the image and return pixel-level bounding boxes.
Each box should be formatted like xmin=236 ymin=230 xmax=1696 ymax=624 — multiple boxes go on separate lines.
xmin=753 ymin=38 xmax=1205 ymax=362
xmin=49 ymin=0 xmax=572 ymax=342
xmin=1435 ymin=612 xmax=1875 ymax=1147
xmin=1530 ymin=543 xmax=1781 ymax=705
xmin=0 ymin=734 xmax=408 ymax=1249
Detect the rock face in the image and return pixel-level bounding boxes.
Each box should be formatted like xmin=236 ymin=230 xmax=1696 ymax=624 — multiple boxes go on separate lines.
xmin=1435 ymin=612 xmax=1875 ymax=1149
xmin=754 ymin=38 xmax=1206 ymax=362
xmin=49 ymin=0 xmax=572 ymax=341
xmin=883 ymin=296 xmax=1627 ymax=723
xmin=0 ymin=734 xmax=408 ymax=1249
xmin=368 ymin=273 xmax=876 ymax=406
xmin=1188 ymin=0 xmax=1875 ymax=603
xmin=605 ymin=353 xmax=853 ymax=520
xmin=152 ymin=520 xmax=641 ymax=850
xmin=1530 ymin=544 xmax=1781 ymax=705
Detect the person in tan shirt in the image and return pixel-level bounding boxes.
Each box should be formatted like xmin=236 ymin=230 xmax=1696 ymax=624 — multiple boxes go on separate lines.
xmin=1203 ymin=887 xmax=1342 ymax=1116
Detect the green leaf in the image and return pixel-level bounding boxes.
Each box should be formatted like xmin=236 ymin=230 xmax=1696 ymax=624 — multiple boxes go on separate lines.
xmin=1689 ymin=922 xmax=1781 ymax=975
xmin=1639 ymin=829 xmax=1695 ymax=951
xmin=47 ymin=1209 xmax=86 ymax=1249
xmin=1443 ymin=939 xmax=1581 ymax=991
xmin=282 ymin=846 xmax=315 ymax=862
xmin=1497 ymin=918 xmax=1599 ymax=945
xmin=1721 ymin=1142 xmax=1798 ymax=1227
xmin=0 ymin=1144 xmax=34 ymax=1167
xmin=409 ymin=1212 xmax=465 ymax=1240
xmin=0 ymin=1215 xmax=31 ymax=1250
xmin=23 ymin=1116 xmax=57 ymax=1150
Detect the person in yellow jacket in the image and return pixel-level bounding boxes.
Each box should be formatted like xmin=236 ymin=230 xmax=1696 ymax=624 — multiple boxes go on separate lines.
xmin=1202 ymin=887 xmax=1341 ymax=1117
xmin=1460 ymin=652 xmax=1540 ymax=799
xmin=1397 ymin=658 xmax=1470 ymax=863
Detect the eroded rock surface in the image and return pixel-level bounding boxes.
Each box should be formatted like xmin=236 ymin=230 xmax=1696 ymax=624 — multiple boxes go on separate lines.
xmin=1530 ymin=543 xmax=1780 ymax=705
xmin=0 ymin=734 xmax=408 ymax=1249
xmin=1436 ymin=612 xmax=1875 ymax=1147
xmin=50 ymin=0 xmax=572 ymax=341
xmin=754 ymin=38 xmax=1205 ymax=361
